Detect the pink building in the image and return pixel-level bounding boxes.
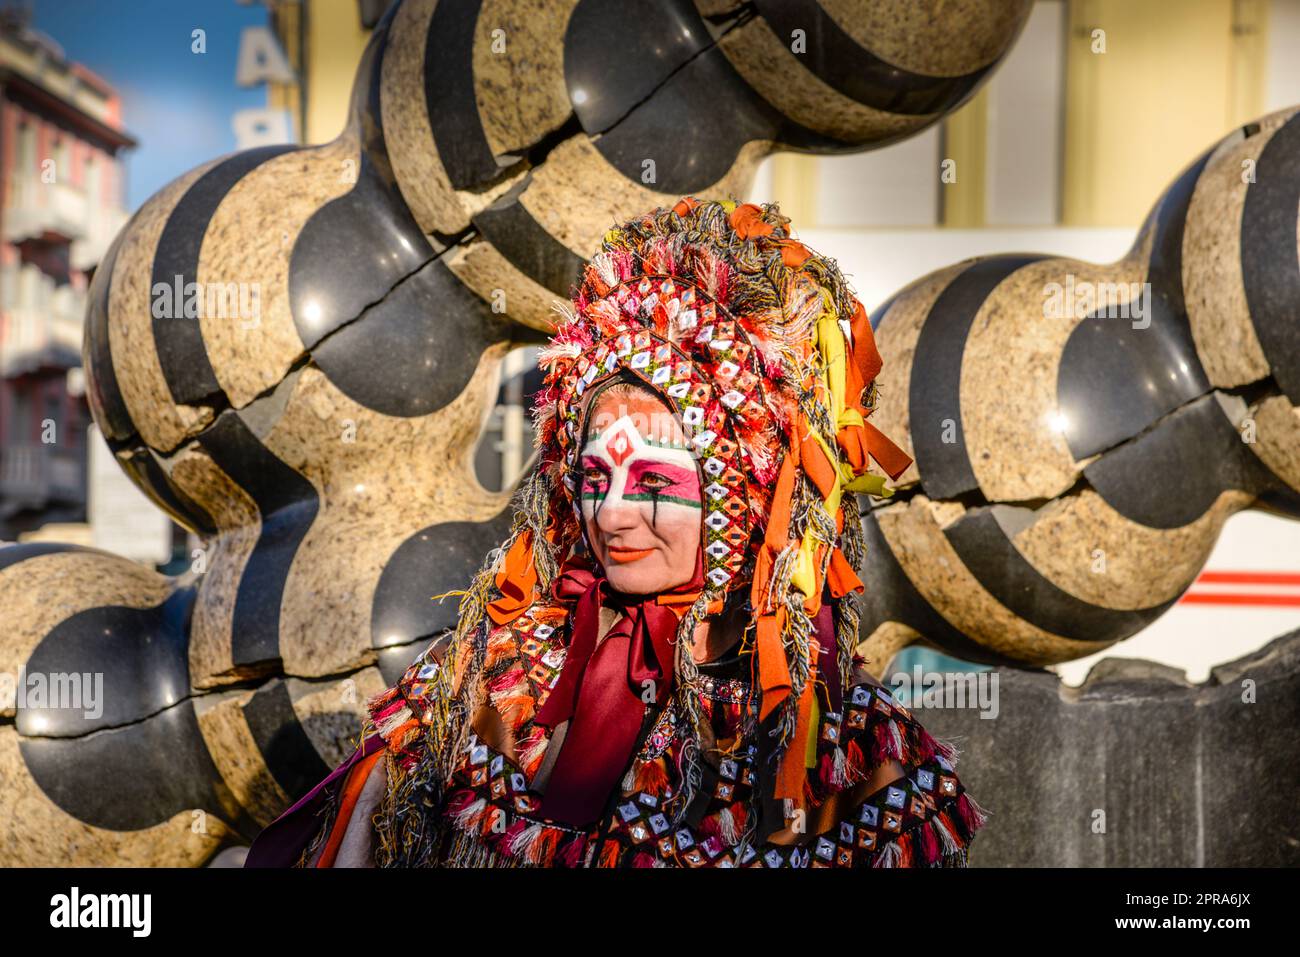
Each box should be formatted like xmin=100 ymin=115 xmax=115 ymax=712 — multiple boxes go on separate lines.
xmin=0 ymin=11 xmax=134 ymax=538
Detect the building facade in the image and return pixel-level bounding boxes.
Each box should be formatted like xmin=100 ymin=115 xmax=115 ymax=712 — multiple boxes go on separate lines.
xmin=0 ymin=9 xmax=134 ymax=539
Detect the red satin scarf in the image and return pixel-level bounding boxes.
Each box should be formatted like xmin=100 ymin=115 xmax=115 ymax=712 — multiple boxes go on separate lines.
xmin=534 ymin=552 xmax=707 ymax=825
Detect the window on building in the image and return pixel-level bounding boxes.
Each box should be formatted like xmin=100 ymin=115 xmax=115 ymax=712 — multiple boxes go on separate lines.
xmin=84 ymin=153 xmax=99 ymax=208
xmin=17 ymin=120 xmax=36 ymax=181
xmin=12 ymin=390 xmax=31 ymax=444
xmin=53 ymin=136 xmax=71 ymax=183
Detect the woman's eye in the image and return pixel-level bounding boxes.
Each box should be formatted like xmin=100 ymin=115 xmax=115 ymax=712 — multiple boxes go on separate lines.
xmin=639 ymin=472 xmax=672 ymax=490
xmin=583 ymin=469 xmax=607 ymax=484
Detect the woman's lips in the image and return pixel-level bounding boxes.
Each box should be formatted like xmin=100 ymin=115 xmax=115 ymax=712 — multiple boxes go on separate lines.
xmin=606 ymin=545 xmax=655 ymax=563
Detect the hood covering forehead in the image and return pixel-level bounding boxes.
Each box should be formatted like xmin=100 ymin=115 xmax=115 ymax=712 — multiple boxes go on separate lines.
xmin=533 ymin=198 xmax=912 ymax=605
xmin=436 ymin=196 xmax=913 ymax=814
xmin=547 ymin=273 xmax=774 ymax=592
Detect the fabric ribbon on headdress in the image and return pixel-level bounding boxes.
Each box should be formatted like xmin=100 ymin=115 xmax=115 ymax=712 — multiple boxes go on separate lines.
xmin=486 ymin=529 xmax=540 ymax=626
xmin=837 ymin=299 xmax=913 ymax=482
xmin=750 ymin=424 xmax=801 ymax=727
xmin=745 ymin=246 xmax=913 ymax=804
xmin=773 ymin=593 xmax=844 ymax=802
xmin=534 ymin=552 xmax=708 ymax=826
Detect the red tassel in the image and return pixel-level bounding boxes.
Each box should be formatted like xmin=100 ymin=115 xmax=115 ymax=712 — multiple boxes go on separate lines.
xmin=536 ymin=827 xmax=561 ymax=865
xmin=516 ymin=726 xmax=549 ymax=778
xmin=384 ymin=719 xmax=420 ymax=753
xmin=919 ymin=821 xmax=940 ymax=864
xmin=498 ymin=818 xmax=527 ymax=851
xmin=937 ymin=809 xmax=966 ymax=848
xmin=366 ymin=686 xmax=399 ymax=710
xmin=560 ymin=835 xmax=587 ymax=868
xmin=444 ymin=789 xmax=476 ymax=818
xmin=873 ymin=721 xmax=902 ymax=762
xmin=956 ymin=792 xmax=989 ymax=835
xmin=366 ymin=691 xmax=400 ymax=725
xmin=933 ymin=734 xmax=960 ymax=765
xmin=598 ymin=839 xmax=621 ymax=868
xmin=372 ymin=698 xmax=406 ymax=724
xmin=484 ymin=632 xmax=518 ymax=670
xmin=817 ymin=752 xmax=836 ymax=789
xmin=632 ymin=852 xmax=658 ymax=868
xmin=914 ymin=726 xmax=940 ymax=763
xmin=845 ymin=738 xmax=866 ymax=782
xmin=633 ymin=758 xmax=670 ymax=796
xmin=487 ymin=668 xmax=523 ymax=694
xmin=488 ymin=670 xmax=536 ymax=729
xmin=896 ymin=832 xmax=913 ymax=867
xmin=896 ymin=722 xmax=914 ymax=763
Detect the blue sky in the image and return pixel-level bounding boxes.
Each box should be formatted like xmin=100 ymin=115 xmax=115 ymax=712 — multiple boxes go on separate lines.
xmin=31 ymin=0 xmax=274 ymax=210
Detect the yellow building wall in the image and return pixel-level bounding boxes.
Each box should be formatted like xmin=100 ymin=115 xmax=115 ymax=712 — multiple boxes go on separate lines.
xmin=941 ymin=85 xmax=989 ymax=228
xmin=304 ymin=0 xmax=373 ymax=145
xmin=1062 ymin=0 xmax=1267 ymax=226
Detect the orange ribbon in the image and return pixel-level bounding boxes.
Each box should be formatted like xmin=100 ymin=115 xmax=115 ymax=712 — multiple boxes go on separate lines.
xmin=797 ymin=418 xmax=838 ymax=500
xmin=780 ymin=239 xmax=811 ymax=269
xmin=315 ymin=748 xmax=385 ymax=868
xmin=846 ymin=299 xmax=883 ymax=389
xmin=487 ymin=529 xmax=540 ymax=626
xmin=838 ymin=299 xmax=913 ymax=480
xmin=730 ymin=202 xmax=775 ymax=241
xmin=827 ymin=546 xmax=864 ymax=598
xmin=755 ymin=607 xmax=792 ymax=722
xmin=860 ymin=420 xmax=913 ymax=480
xmin=673 ymin=195 xmax=701 ymax=218
xmin=774 ymin=669 xmax=817 ymax=802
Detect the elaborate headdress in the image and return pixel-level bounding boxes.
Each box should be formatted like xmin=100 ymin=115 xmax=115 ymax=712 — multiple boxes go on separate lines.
xmin=402 ymin=197 xmax=911 ymax=824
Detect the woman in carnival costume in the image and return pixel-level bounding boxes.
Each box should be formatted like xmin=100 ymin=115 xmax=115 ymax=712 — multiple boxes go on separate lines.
xmin=245 ymin=197 xmax=989 ymax=869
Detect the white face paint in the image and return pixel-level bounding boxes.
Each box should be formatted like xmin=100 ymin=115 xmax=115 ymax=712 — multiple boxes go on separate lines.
xmin=578 ymin=408 xmax=703 ymax=594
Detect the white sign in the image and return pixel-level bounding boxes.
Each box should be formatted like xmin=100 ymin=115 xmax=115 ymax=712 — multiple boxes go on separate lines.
xmin=235 ymin=25 xmax=295 ymax=86
xmin=88 ymin=424 xmax=172 ymax=566
xmin=232 ymin=10 xmax=297 ymax=148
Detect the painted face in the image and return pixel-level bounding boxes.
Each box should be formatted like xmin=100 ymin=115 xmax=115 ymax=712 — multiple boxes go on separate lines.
xmin=578 ymin=390 xmax=702 ymax=595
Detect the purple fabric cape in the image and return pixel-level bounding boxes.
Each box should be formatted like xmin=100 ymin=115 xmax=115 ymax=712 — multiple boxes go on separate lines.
xmin=243 ymin=732 xmax=386 ymax=868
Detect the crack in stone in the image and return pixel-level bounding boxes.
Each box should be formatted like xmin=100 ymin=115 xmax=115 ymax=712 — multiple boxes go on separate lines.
xmin=145 ymin=233 xmax=478 ymax=464
xmin=874 ymin=377 xmax=1284 ymax=521
xmin=8 ymin=628 xmax=449 ymax=742
xmin=583 ymin=8 xmax=753 ymax=140
xmin=7 ymin=655 xmax=414 ymax=742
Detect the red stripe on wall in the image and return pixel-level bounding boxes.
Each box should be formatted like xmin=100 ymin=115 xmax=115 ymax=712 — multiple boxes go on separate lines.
xmin=1180 ymin=592 xmax=1300 ymax=607
xmin=1195 ymin=571 xmax=1300 ymax=586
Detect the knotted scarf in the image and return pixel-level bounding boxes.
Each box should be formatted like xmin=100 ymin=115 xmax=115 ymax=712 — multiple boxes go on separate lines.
xmin=534 ymin=553 xmax=707 ymax=825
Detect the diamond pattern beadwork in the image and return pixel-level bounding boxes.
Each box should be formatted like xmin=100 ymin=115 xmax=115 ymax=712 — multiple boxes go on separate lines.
xmin=551 ymin=274 xmax=776 ymax=592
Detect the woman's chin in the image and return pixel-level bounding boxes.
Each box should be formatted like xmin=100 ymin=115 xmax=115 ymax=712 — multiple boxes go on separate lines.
xmin=603 ymin=562 xmax=677 ymax=595
xmin=604 ymin=570 xmax=656 ymax=595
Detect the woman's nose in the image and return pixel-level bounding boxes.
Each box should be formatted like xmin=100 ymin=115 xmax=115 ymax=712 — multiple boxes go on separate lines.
xmin=594 ymin=490 xmax=643 ymax=535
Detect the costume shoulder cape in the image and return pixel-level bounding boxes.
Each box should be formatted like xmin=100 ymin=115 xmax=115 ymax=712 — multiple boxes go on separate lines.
xmin=248 ymin=609 xmax=989 ymax=868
